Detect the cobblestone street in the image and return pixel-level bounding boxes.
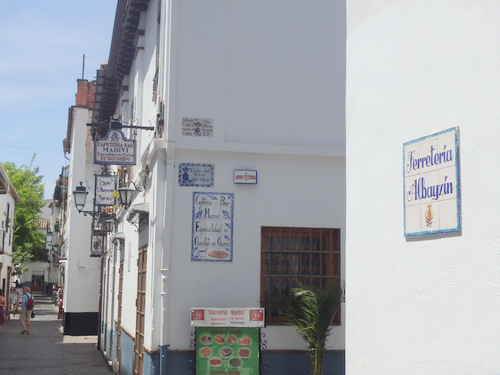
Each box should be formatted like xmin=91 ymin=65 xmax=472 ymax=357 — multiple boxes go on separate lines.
xmin=0 ymin=292 xmax=112 ymax=375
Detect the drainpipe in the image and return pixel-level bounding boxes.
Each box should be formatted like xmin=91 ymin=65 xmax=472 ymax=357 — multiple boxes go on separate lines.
xmin=160 ymin=144 xmax=175 ymax=375
xmin=148 ymin=138 xmax=172 ymax=375
xmin=158 ymin=0 xmax=173 ymax=373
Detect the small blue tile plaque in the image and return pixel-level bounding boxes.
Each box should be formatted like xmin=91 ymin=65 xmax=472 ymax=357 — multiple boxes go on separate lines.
xmin=179 ymin=163 xmax=214 ymax=187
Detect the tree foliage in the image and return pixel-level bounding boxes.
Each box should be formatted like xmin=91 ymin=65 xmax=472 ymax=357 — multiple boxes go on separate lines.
xmin=3 ymin=159 xmax=45 ymax=274
xmin=265 ymin=280 xmax=345 ymax=375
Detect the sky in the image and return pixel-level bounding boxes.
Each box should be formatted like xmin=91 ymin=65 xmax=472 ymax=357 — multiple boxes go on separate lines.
xmin=0 ymin=1 xmax=118 ymax=198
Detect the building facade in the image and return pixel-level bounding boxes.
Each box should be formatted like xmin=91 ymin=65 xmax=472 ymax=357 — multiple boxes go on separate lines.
xmin=0 ymin=163 xmax=19 ymax=319
xmin=87 ymin=1 xmax=346 ymax=374
xmin=62 ymin=79 xmax=103 ymax=335
xmin=346 ymin=1 xmax=500 ymax=373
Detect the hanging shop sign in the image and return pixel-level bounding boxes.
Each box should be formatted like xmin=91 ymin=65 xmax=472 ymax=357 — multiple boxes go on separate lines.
xmin=403 ymin=127 xmax=460 ymax=236
xmin=94 ymin=175 xmax=116 ymax=206
xmin=190 ymin=308 xmax=265 ymax=328
xmin=179 ymin=163 xmax=214 ymax=187
xmin=233 ymin=170 xmax=257 ymax=184
xmin=182 ymin=118 xmax=214 ymax=137
xmin=94 ymin=129 xmax=136 ymax=165
xmin=192 ymin=192 xmax=234 ymax=262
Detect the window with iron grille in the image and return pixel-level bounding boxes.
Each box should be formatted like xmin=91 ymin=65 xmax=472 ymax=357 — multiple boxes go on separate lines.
xmin=261 ymin=227 xmax=341 ymax=325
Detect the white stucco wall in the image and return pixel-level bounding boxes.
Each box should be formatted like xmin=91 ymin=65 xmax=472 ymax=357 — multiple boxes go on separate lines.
xmin=64 ymin=107 xmax=102 ymax=313
xmin=0 ymin=189 xmax=15 ymax=292
xmin=164 ymin=149 xmax=345 ymax=351
xmin=346 ymin=1 xmax=500 ymax=373
xmin=172 ymin=0 xmax=346 ymax=149
xmin=112 ymin=0 xmax=347 ymax=355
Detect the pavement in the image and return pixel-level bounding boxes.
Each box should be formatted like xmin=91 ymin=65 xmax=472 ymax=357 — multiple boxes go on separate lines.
xmin=0 ymin=291 xmax=112 ymax=375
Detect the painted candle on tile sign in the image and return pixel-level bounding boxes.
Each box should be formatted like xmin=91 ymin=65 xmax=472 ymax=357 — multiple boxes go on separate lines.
xmin=403 ymin=127 xmax=461 ymax=237
xmin=192 ymin=192 xmax=234 ymax=261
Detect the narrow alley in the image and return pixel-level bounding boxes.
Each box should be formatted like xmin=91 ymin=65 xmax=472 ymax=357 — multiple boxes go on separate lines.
xmin=0 ymin=292 xmax=112 ymax=375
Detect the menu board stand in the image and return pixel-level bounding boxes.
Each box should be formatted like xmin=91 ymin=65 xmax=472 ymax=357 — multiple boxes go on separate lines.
xmin=190 ymin=308 xmax=265 ymax=375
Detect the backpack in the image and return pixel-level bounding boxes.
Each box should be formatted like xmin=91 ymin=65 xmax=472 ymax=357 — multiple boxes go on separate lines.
xmin=27 ymin=293 xmax=34 ymax=310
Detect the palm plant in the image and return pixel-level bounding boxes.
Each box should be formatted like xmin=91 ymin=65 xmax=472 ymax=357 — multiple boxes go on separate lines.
xmin=270 ymin=280 xmax=345 ymax=375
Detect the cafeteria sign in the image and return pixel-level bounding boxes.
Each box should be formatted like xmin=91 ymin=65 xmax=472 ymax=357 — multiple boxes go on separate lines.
xmin=403 ymin=127 xmax=460 ymax=236
xmin=192 ymin=192 xmax=234 ymax=262
xmin=94 ymin=129 xmax=136 ymax=166
xmin=94 ymin=175 xmax=116 ymax=206
xmin=190 ymin=308 xmax=265 ymax=328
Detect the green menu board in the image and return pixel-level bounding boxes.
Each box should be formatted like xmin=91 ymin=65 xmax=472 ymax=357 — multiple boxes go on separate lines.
xmin=195 ymin=327 xmax=260 ymax=375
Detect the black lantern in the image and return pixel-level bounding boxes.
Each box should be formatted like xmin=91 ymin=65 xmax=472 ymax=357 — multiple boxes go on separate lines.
xmin=72 ymin=182 xmax=89 ymax=213
xmin=118 ymin=186 xmax=134 ymax=208
xmin=46 ymin=231 xmax=54 ymax=245
xmin=103 ymin=218 xmax=116 ymax=233
xmin=118 ymin=180 xmax=144 ymax=209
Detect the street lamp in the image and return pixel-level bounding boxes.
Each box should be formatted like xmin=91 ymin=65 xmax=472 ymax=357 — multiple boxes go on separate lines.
xmin=73 ymin=182 xmax=90 ymax=214
xmin=102 ymin=218 xmax=116 ymax=233
xmin=118 ymin=180 xmax=143 ymax=209
xmin=118 ymin=186 xmax=134 ymax=208
xmin=46 ymin=231 xmax=54 ymax=245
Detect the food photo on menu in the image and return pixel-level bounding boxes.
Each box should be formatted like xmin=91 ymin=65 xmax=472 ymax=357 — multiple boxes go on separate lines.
xmin=196 ymin=328 xmax=260 ymax=374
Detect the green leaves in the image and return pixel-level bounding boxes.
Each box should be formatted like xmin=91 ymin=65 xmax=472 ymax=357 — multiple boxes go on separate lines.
xmin=3 ymin=160 xmax=45 ymax=274
xmin=265 ymin=280 xmax=345 ymax=375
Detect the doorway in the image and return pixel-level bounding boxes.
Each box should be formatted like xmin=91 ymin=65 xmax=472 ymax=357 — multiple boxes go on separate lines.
xmin=133 ymin=246 xmax=147 ymax=375
xmin=31 ymin=274 xmax=44 ymax=291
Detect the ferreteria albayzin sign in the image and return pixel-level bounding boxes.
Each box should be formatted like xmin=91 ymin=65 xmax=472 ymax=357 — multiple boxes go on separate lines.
xmin=403 ymin=127 xmax=461 ymax=236
xmin=94 ymin=129 xmax=136 ymax=166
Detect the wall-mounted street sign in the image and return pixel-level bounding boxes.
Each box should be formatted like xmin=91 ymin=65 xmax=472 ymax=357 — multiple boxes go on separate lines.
xmin=94 ymin=129 xmax=136 ymax=166
xmin=179 ymin=163 xmax=214 ymax=187
xmin=94 ymin=175 xmax=116 ymax=206
xmin=182 ymin=117 xmax=213 ymax=137
xmin=234 ymin=170 xmax=257 ymax=184
xmin=403 ymin=127 xmax=460 ymax=236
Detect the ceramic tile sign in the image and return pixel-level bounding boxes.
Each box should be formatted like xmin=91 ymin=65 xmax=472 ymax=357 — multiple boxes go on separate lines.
xmin=182 ymin=118 xmax=213 ymax=137
xmin=404 ymin=127 xmax=460 ymax=236
xmin=94 ymin=129 xmax=136 ymax=166
xmin=94 ymin=175 xmax=116 ymax=206
xmin=195 ymin=326 xmax=260 ymax=375
xmin=192 ymin=192 xmax=234 ymax=261
xmin=179 ymin=163 xmax=214 ymax=187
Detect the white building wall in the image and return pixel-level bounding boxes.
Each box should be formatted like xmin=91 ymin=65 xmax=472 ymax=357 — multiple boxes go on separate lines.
xmin=118 ymin=222 xmax=139 ymax=331
xmin=65 ymin=107 xmax=101 ymax=313
xmin=113 ymin=0 xmax=346 ymax=360
xmin=346 ymin=1 xmax=500 ymax=373
xmin=0 ymin=188 xmax=16 ymax=292
xmin=165 ymin=149 xmax=345 ymax=351
xmin=171 ymin=0 xmax=345 ymax=148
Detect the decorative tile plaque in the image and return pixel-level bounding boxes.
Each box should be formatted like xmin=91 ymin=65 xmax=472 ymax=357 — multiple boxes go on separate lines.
xmin=182 ymin=118 xmax=213 ymax=137
xmin=179 ymin=163 xmax=214 ymax=187
xmin=403 ymin=127 xmax=461 ymax=236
